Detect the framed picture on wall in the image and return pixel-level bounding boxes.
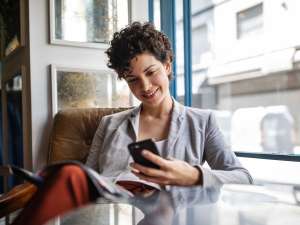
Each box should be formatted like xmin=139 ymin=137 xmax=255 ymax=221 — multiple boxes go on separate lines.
xmin=49 ymin=0 xmax=130 ymax=48
xmin=50 ymin=65 xmax=134 ymax=115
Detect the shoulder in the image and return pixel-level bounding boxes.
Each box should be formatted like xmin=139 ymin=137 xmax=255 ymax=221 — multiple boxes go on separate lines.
xmin=172 ymin=100 xmax=216 ymax=129
xmin=100 ymin=107 xmax=136 ymax=127
xmin=183 ymin=106 xmax=214 ymax=122
xmin=180 ymin=106 xmax=220 ymax=133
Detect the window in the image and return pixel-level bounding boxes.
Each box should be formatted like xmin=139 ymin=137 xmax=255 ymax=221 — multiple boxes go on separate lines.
xmin=237 ymin=3 xmax=263 ymax=39
xmin=175 ymin=0 xmax=185 ymax=104
xmin=192 ymin=25 xmax=210 ymax=65
xmin=153 ymin=0 xmax=161 ymax=30
xmin=154 ymin=0 xmax=300 ymax=184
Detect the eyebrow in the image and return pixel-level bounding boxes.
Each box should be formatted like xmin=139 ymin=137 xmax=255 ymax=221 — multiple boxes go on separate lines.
xmin=125 ymin=64 xmax=156 ymax=78
xmin=144 ymin=64 xmax=155 ymax=72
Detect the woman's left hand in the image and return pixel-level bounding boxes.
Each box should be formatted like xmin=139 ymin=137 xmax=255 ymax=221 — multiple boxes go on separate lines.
xmin=130 ymin=150 xmax=202 ymax=186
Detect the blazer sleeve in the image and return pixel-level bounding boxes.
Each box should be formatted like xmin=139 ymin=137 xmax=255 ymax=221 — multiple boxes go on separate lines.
xmin=199 ymin=112 xmax=253 ymax=187
xmin=85 ymin=117 xmax=107 ymax=171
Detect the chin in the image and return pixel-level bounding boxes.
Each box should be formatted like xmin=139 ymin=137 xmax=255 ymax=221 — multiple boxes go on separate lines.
xmin=143 ymin=95 xmax=167 ymax=107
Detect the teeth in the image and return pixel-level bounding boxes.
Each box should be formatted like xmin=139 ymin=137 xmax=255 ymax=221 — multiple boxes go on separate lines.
xmin=144 ymin=89 xmax=157 ymax=97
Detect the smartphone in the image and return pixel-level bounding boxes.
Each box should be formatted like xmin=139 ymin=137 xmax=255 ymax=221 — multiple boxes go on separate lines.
xmin=128 ymin=139 xmax=160 ymax=169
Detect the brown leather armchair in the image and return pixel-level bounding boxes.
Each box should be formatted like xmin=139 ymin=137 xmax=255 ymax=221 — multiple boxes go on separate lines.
xmin=0 ymin=107 xmax=128 ymax=218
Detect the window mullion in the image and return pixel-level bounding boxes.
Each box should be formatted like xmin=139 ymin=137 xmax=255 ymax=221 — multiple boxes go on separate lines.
xmin=148 ymin=0 xmax=154 ymax=23
xmin=160 ymin=0 xmax=177 ymax=99
xmin=183 ymin=0 xmax=192 ymax=106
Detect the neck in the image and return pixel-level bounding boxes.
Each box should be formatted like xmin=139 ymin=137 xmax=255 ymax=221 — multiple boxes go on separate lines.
xmin=141 ymin=95 xmax=173 ymax=118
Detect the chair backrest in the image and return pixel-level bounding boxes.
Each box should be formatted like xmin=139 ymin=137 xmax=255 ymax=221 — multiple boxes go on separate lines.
xmin=48 ymin=107 xmax=129 ymax=164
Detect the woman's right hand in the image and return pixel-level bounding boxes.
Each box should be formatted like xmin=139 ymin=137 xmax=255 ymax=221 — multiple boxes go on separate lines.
xmin=130 ymin=150 xmax=203 ymax=186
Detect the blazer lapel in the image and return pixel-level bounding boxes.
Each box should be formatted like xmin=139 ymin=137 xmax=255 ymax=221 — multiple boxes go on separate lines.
xmin=126 ymin=100 xmax=185 ymax=156
xmin=165 ymin=99 xmax=185 ymax=157
xmin=127 ymin=104 xmax=142 ymax=141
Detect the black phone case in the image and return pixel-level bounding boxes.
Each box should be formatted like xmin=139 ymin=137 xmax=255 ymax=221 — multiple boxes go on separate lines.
xmin=128 ymin=139 xmax=160 ymax=169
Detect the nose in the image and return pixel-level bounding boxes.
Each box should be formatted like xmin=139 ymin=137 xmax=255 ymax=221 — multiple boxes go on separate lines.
xmin=140 ymin=77 xmax=151 ymax=91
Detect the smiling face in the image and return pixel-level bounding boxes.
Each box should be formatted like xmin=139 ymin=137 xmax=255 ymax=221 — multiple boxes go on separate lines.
xmin=124 ymin=53 xmax=172 ymax=108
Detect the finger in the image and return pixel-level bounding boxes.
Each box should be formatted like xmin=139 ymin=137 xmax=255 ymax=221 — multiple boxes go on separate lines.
xmin=130 ymin=166 xmax=140 ymax=174
xmin=132 ymin=171 xmax=171 ymax=185
xmin=141 ymin=150 xmax=169 ymax=168
xmin=131 ymin=162 xmax=166 ymax=178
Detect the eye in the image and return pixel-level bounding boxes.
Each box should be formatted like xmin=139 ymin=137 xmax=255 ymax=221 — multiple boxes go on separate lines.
xmin=126 ymin=78 xmax=138 ymax=83
xmin=146 ymin=70 xmax=157 ymax=76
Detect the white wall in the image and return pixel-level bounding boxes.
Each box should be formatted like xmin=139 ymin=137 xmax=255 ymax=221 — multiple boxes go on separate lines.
xmin=210 ymin=0 xmax=300 ymax=79
xmin=28 ymin=0 xmax=148 ymax=170
xmin=131 ymin=0 xmax=149 ymax=23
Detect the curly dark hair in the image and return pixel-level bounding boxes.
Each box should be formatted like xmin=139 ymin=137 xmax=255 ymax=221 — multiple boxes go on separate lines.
xmin=105 ymin=21 xmax=173 ymax=79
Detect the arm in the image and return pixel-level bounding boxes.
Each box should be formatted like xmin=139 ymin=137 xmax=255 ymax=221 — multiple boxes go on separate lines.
xmin=85 ymin=117 xmax=106 ymax=171
xmin=199 ymin=112 xmax=253 ymax=186
xmin=131 ymin=112 xmax=253 ymax=187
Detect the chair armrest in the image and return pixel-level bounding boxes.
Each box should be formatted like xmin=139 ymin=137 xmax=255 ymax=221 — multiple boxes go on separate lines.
xmin=0 ymin=183 xmax=37 ymax=218
xmin=0 ymin=166 xmax=11 ymax=176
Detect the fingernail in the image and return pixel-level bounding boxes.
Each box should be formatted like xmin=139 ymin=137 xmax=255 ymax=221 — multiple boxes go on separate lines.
xmin=131 ymin=168 xmax=140 ymax=173
xmin=142 ymin=150 xmax=147 ymax=156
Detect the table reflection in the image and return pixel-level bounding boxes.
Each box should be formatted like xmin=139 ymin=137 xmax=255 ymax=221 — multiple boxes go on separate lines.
xmin=46 ymin=184 xmax=300 ymax=225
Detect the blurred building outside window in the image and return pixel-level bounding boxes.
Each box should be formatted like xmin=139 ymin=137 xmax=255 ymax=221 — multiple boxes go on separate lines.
xmin=161 ymin=0 xmax=300 ymax=184
xmin=237 ymin=3 xmax=263 ymax=39
xmin=173 ymin=0 xmax=300 ymax=157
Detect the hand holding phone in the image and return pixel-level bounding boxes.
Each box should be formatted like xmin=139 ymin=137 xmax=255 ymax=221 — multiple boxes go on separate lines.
xmin=128 ymin=139 xmax=160 ymax=169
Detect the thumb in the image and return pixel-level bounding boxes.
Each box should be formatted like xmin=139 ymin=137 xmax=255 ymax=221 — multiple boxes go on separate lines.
xmin=166 ymin=156 xmax=176 ymax=161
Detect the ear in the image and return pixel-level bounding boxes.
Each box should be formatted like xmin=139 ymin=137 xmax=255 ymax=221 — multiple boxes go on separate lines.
xmin=164 ymin=61 xmax=172 ymax=74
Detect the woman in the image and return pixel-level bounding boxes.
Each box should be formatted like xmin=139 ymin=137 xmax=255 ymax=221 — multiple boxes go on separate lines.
xmin=86 ymin=21 xmax=252 ymax=187
xmin=11 ymin=22 xmax=252 ymax=225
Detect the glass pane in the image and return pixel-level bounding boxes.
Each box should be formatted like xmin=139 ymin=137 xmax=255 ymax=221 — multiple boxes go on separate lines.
xmin=56 ymin=70 xmax=132 ymax=111
xmin=54 ymin=0 xmax=128 ymax=43
xmin=237 ymin=3 xmax=263 ymax=39
xmin=192 ymin=25 xmax=210 ymax=64
xmin=153 ymin=0 xmax=161 ymax=30
xmin=175 ymin=0 xmax=184 ymax=104
xmin=189 ymin=0 xmax=300 ymax=157
xmin=240 ymin=157 xmax=300 ymax=185
xmin=191 ymin=0 xmax=215 ymax=109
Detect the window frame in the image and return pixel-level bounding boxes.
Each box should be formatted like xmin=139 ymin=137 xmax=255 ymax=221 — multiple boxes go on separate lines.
xmin=236 ymin=3 xmax=264 ymax=40
xmin=149 ymin=0 xmax=300 ymax=162
xmin=191 ymin=24 xmax=210 ymax=66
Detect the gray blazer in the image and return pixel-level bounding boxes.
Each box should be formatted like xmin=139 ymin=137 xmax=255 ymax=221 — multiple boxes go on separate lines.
xmin=86 ymin=100 xmax=253 ymax=187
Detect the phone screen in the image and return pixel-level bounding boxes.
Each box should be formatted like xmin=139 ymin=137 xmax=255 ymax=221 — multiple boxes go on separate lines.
xmin=128 ymin=139 xmax=160 ymax=169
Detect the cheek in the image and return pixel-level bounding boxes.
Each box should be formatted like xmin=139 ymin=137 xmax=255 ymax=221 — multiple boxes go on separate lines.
xmin=154 ymin=74 xmax=169 ymax=87
xmin=128 ymin=84 xmax=141 ymax=97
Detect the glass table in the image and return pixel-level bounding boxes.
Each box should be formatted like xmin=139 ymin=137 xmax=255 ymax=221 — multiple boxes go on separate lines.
xmin=46 ymin=183 xmax=300 ymax=225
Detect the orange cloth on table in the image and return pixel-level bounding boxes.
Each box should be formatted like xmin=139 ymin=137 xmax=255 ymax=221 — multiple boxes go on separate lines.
xmin=12 ymin=165 xmax=98 ymax=225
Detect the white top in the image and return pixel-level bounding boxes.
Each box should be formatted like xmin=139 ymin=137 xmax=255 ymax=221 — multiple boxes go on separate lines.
xmin=154 ymin=139 xmax=167 ymax=156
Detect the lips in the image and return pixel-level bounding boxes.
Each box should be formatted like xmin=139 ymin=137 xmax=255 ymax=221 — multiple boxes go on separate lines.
xmin=142 ymin=88 xmax=159 ymax=98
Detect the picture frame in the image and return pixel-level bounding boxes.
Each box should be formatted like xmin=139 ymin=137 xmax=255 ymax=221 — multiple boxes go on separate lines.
xmin=49 ymin=0 xmax=130 ymax=49
xmin=50 ymin=65 xmax=133 ymax=116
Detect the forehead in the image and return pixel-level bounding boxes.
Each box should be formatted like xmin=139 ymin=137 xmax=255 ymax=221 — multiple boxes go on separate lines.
xmin=128 ymin=53 xmax=161 ymax=73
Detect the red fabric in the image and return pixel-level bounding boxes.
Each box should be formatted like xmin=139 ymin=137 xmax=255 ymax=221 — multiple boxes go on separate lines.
xmin=12 ymin=165 xmax=98 ymax=225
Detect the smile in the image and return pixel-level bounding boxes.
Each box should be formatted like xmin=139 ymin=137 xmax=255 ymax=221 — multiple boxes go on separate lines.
xmin=142 ymin=88 xmax=159 ymax=98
